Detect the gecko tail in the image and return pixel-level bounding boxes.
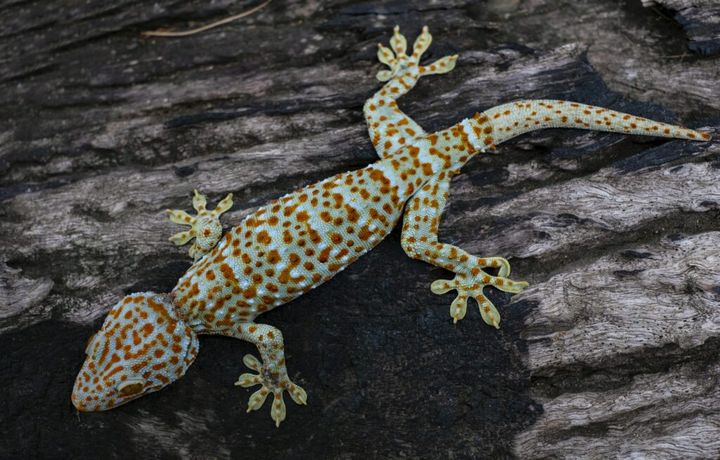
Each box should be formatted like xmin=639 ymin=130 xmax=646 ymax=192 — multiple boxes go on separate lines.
xmin=478 ymin=99 xmax=711 ymax=145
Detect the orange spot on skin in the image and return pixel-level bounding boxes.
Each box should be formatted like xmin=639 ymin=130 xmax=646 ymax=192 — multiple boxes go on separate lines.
xmin=474 ymin=113 xmax=489 ymax=123
xmin=219 ymin=264 xmax=237 ymax=283
xmin=141 ymin=323 xmax=154 ymax=337
xmin=106 ymin=366 xmax=124 ymax=379
xmin=358 ymin=227 xmax=372 ymax=241
xmin=243 ymin=286 xmax=256 ymax=298
xmin=189 ymin=283 xmax=200 ymax=297
xmin=131 ymin=360 xmax=149 ymax=373
xmin=256 ymin=230 xmax=271 ymax=244
xmin=289 ymin=253 xmax=301 ymax=265
xmin=318 ymin=247 xmax=332 ymax=263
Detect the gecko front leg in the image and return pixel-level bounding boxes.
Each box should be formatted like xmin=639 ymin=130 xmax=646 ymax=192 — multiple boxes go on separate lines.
xmin=229 ymin=323 xmax=307 ymax=427
xmin=401 ymin=176 xmax=528 ymax=326
xmin=166 ymin=190 xmax=233 ymax=261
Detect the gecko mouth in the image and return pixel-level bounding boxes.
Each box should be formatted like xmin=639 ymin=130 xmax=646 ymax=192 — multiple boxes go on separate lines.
xmin=71 ymin=361 xmax=161 ymax=412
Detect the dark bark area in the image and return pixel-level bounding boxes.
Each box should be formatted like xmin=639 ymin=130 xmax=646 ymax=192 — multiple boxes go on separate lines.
xmin=1 ymin=1 xmax=719 ymax=458
xmin=647 ymin=0 xmax=720 ymax=56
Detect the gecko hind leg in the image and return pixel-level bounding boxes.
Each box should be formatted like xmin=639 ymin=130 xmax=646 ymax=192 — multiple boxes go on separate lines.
xmin=401 ymin=177 xmax=528 ymax=327
xmin=166 ymin=189 xmax=233 ymax=261
xmin=365 ymin=26 xmax=458 ymax=158
xmin=231 ymin=323 xmax=307 ymax=427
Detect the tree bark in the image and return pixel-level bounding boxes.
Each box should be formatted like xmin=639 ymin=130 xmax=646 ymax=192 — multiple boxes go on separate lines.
xmin=1 ymin=0 xmax=718 ymax=458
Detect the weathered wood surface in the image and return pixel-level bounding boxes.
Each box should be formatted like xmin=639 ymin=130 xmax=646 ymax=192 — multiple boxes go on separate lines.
xmin=645 ymin=0 xmax=720 ymax=56
xmin=1 ymin=0 xmax=719 ymax=458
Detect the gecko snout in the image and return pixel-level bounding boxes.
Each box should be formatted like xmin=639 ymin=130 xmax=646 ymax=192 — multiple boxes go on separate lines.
xmin=71 ymin=292 xmax=199 ymax=412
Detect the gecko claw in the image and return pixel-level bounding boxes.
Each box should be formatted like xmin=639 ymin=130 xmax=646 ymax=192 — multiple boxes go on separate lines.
xmin=167 ymin=190 xmax=233 ymax=261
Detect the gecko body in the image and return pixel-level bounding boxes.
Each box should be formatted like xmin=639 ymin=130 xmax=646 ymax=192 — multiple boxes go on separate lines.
xmin=72 ymin=26 xmax=711 ymax=426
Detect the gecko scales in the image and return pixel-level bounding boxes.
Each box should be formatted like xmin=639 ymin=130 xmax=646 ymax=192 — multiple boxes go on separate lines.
xmin=72 ymin=26 xmax=711 ymax=426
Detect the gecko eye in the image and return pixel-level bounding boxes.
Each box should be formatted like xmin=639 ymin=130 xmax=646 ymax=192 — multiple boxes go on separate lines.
xmin=116 ymin=379 xmax=145 ymax=397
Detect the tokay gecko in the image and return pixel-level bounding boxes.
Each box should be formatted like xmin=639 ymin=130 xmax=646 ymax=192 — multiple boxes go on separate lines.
xmin=72 ymin=26 xmax=712 ymax=426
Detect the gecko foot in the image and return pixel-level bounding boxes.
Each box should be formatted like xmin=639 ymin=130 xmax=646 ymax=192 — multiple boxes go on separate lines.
xmin=234 ymin=354 xmax=307 ymax=427
xmin=376 ymin=25 xmax=458 ymax=82
xmin=166 ymin=189 xmax=233 ymax=261
xmin=430 ymin=260 xmax=528 ymax=327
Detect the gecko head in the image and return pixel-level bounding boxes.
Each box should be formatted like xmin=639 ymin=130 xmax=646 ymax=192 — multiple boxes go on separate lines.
xmin=71 ymin=292 xmax=199 ymax=412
